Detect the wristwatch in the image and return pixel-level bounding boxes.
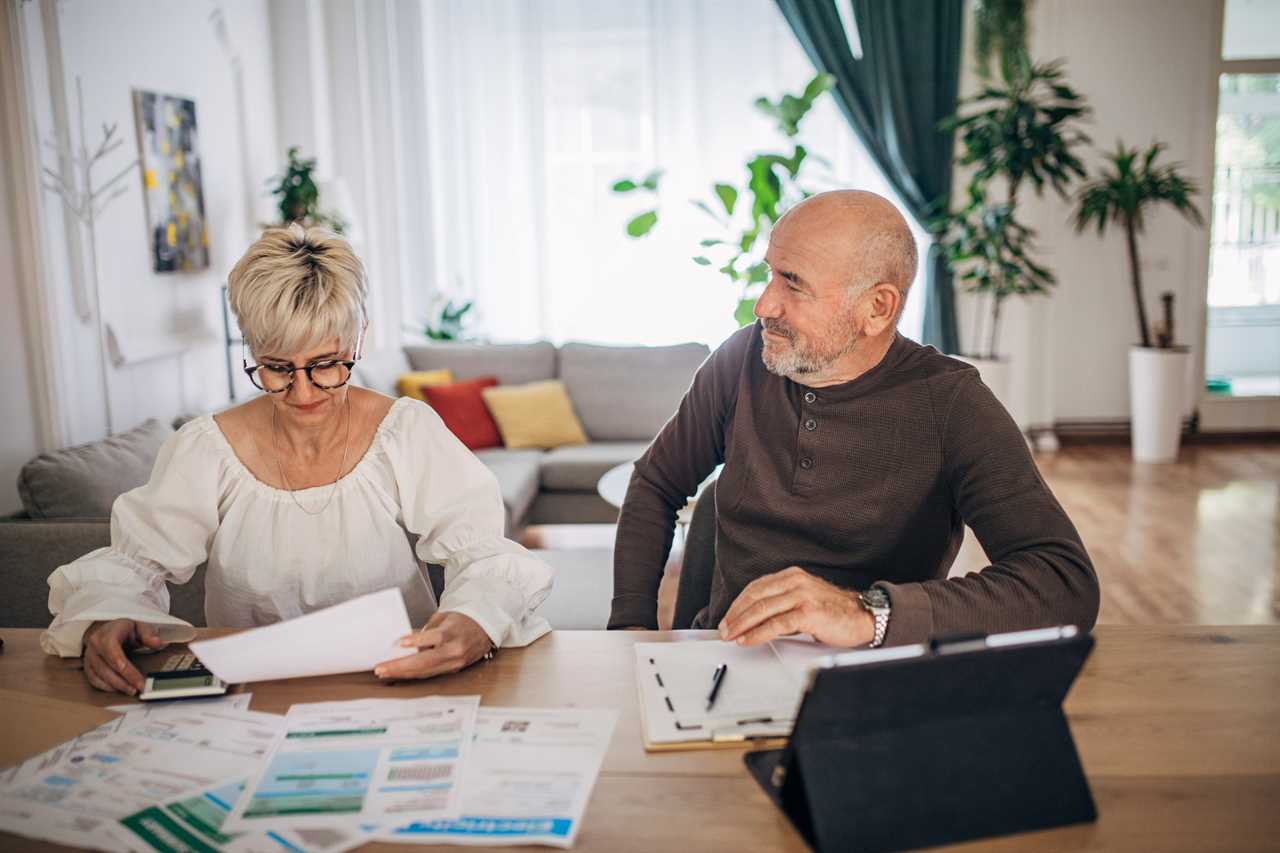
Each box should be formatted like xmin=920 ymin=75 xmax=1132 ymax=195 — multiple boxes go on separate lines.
xmin=858 ymin=588 xmax=891 ymax=648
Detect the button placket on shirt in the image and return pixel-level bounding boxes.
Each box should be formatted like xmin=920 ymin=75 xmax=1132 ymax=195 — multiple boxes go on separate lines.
xmin=795 ymin=390 xmax=819 ymax=486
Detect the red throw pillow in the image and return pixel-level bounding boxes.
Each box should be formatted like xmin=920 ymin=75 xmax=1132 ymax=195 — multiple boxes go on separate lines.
xmin=422 ymin=376 xmax=503 ymax=450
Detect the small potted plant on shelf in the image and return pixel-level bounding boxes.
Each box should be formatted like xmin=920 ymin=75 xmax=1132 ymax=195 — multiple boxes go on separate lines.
xmin=1073 ymin=141 xmax=1203 ymax=463
xmin=266 ymin=146 xmax=348 ymax=233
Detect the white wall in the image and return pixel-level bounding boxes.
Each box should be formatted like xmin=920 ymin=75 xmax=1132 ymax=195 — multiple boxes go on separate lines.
xmin=16 ymin=0 xmax=279 ymax=449
xmin=267 ymin=0 xmax=409 ymax=356
xmin=953 ymin=0 xmax=1218 ymax=429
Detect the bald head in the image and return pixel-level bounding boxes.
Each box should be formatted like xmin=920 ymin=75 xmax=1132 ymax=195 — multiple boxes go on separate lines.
xmin=773 ymin=190 xmax=918 ymax=300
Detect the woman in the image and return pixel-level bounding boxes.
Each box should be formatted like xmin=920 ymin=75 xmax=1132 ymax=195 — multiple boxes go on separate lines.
xmin=42 ymin=224 xmax=553 ymax=694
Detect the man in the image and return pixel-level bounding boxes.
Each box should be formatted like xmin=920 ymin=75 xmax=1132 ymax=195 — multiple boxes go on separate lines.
xmin=609 ymin=190 xmax=1098 ymax=648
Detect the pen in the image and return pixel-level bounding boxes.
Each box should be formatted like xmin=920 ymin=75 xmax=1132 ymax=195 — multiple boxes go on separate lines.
xmin=706 ymin=663 xmax=728 ymax=711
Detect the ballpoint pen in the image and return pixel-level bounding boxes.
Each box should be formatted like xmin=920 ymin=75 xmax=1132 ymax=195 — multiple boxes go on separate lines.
xmin=706 ymin=662 xmax=728 ymax=711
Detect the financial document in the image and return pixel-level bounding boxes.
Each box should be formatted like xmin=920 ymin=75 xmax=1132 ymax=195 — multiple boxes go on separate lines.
xmin=0 ymin=703 xmax=284 ymax=851
xmin=189 ymin=588 xmax=416 ymax=684
xmin=373 ymin=706 xmax=618 ymax=848
xmin=117 ymin=777 xmax=356 ymax=853
xmin=224 ymin=696 xmax=479 ymax=834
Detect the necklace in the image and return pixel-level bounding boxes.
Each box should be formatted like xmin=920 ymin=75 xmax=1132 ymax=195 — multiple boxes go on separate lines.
xmin=272 ymin=396 xmax=351 ymax=516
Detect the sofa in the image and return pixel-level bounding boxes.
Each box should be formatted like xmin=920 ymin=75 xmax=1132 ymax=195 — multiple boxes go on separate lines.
xmin=353 ymin=339 xmax=709 ymax=531
xmin=0 ymin=339 xmax=709 ymax=628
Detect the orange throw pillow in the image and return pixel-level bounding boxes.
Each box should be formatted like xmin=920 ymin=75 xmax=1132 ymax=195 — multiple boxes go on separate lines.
xmin=422 ymin=377 xmax=503 ymax=450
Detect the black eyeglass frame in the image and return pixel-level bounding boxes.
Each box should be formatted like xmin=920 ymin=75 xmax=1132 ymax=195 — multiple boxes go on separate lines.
xmin=242 ymin=358 xmax=358 ymax=394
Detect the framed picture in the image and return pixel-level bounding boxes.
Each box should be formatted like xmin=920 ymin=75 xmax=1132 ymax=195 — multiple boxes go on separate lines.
xmin=132 ymin=90 xmax=210 ymax=272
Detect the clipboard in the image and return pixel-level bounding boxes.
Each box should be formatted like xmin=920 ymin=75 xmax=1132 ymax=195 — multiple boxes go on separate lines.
xmin=744 ymin=626 xmax=1097 ymax=852
xmin=634 ymin=638 xmax=835 ymax=752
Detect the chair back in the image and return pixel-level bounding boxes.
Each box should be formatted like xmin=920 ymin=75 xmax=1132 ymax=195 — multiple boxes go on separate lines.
xmin=672 ymin=479 xmax=717 ymax=629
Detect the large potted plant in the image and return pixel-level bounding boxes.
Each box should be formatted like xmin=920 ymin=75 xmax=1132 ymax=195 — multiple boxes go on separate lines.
xmin=935 ymin=60 xmax=1090 ymax=408
xmin=1073 ymin=141 xmax=1203 ymax=462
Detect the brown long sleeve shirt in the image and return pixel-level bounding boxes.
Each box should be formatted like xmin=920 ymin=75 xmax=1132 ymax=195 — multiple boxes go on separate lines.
xmin=609 ymin=324 xmax=1099 ymax=644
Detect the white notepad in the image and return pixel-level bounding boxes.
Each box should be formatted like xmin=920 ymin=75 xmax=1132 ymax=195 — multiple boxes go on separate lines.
xmin=634 ymin=637 xmax=840 ymax=750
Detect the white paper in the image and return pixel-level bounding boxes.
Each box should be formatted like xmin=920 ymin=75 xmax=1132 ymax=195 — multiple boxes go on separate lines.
xmin=635 ymin=637 xmax=838 ymax=745
xmin=224 ymin=696 xmax=478 ymax=834
xmin=0 ymin=706 xmax=284 ymax=851
xmin=189 ymin=588 xmax=415 ymax=684
xmin=116 ymin=776 xmax=357 ymax=853
xmin=373 ymin=707 xmax=618 ymax=847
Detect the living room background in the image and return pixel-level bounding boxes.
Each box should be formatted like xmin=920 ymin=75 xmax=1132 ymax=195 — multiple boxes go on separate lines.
xmin=1 ymin=0 xmax=1267 ymax=515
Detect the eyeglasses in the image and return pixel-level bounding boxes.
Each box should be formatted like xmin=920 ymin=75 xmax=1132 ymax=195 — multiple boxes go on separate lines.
xmin=243 ymin=358 xmax=356 ymax=394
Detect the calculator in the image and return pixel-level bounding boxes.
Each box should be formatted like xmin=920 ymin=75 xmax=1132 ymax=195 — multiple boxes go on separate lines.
xmin=138 ymin=652 xmax=230 ymax=701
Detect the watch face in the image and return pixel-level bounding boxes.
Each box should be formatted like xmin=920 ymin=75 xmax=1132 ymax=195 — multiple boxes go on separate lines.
xmin=861 ymin=589 xmax=890 ymax=610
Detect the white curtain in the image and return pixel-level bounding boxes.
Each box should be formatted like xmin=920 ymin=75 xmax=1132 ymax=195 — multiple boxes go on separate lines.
xmin=413 ymin=0 xmax=928 ymax=347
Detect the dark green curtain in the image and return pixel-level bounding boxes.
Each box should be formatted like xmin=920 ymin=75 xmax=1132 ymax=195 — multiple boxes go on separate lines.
xmin=775 ymin=0 xmax=963 ymax=354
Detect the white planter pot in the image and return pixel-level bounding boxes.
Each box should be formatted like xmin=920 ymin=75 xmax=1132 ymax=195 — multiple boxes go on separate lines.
xmin=953 ymin=356 xmax=1013 ymax=414
xmin=1129 ymin=346 xmax=1191 ymax=463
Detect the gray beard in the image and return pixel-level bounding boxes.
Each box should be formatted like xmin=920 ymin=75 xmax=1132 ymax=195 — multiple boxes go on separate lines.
xmin=760 ymin=324 xmax=860 ymax=379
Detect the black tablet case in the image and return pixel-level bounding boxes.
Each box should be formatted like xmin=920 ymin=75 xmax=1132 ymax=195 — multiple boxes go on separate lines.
xmin=744 ymin=633 xmax=1096 ymax=852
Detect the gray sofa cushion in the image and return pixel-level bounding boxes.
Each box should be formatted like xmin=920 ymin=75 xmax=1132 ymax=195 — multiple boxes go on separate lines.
xmin=470 ymin=448 xmax=543 ymax=533
xmin=539 ymin=441 xmax=649 ymax=492
xmin=0 ymin=518 xmax=206 ymax=628
xmin=18 ymin=419 xmax=172 ymax=519
xmin=559 ymin=342 xmax=708 ymax=440
xmin=405 ymin=342 xmax=557 ymax=387
xmin=353 ymin=347 xmax=413 ymax=396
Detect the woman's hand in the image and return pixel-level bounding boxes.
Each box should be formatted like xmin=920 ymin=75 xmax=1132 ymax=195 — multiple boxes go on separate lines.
xmin=82 ymin=619 xmax=167 ymax=695
xmin=373 ymin=611 xmax=493 ymax=681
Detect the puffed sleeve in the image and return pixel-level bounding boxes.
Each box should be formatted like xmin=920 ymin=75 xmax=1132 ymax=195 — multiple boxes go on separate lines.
xmin=389 ymin=400 xmax=553 ymax=647
xmin=40 ymin=421 xmax=223 ymax=657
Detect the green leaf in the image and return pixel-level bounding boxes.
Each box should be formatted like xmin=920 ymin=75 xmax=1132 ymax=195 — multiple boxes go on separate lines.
xmin=626 ymin=210 xmax=659 ymax=237
xmin=692 ymin=200 xmax=724 ymax=223
xmin=641 ymin=169 xmax=665 ymax=191
xmin=700 ymin=238 xmax=726 ymax=247
xmin=746 ymin=262 xmax=769 ymax=284
xmin=714 ymin=183 xmax=738 ymax=215
xmin=734 ymin=298 xmax=757 ymax=327
xmin=692 ymin=255 xmax=712 ymax=266
xmin=611 ymin=179 xmax=638 ymax=193
xmin=801 ymin=73 xmax=836 ymax=103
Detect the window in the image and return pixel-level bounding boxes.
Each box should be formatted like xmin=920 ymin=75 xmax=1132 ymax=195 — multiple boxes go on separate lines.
xmin=417 ymin=0 xmax=927 ymax=348
xmin=1205 ymin=3 xmax=1280 ymax=398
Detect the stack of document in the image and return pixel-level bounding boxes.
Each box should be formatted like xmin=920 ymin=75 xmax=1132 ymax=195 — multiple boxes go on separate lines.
xmin=0 ymin=693 xmax=617 ymax=851
xmin=0 ymin=696 xmax=350 ymax=852
xmin=1 ymin=590 xmax=618 ymax=850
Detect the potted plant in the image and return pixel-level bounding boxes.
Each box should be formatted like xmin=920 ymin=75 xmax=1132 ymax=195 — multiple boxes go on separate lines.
xmin=1073 ymin=141 xmax=1204 ymax=462
xmin=266 ymin=146 xmax=348 ymax=233
xmin=934 ymin=60 xmax=1090 ymax=408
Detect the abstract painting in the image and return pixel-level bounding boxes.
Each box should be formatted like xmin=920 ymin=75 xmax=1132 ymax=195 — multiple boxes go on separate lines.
xmin=133 ymin=90 xmax=210 ymax=272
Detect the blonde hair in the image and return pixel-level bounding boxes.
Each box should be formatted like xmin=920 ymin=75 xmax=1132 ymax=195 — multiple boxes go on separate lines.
xmin=227 ymin=223 xmax=368 ymax=359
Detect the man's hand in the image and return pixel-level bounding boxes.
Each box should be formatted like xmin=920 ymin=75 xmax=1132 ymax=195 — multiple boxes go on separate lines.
xmin=82 ymin=619 xmax=167 ymax=695
xmin=718 ymin=566 xmax=874 ymax=648
xmin=374 ymin=611 xmax=493 ymax=681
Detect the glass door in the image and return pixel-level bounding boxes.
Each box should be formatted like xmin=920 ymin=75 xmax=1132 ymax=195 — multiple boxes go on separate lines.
xmin=1205 ymin=72 xmax=1280 ymax=398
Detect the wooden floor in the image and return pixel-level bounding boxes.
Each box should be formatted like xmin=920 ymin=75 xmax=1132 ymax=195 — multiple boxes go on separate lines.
xmin=524 ymin=441 xmax=1280 ymax=628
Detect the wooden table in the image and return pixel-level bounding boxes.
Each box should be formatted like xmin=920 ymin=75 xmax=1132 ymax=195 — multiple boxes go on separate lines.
xmin=1 ymin=626 xmax=1278 ymax=851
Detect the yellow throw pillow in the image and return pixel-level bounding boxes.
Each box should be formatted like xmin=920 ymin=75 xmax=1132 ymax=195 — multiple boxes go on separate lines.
xmin=481 ymin=380 xmax=589 ymax=450
xmin=396 ymin=369 xmax=454 ymax=401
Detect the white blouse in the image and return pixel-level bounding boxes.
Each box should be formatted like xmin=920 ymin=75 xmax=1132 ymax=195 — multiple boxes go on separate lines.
xmin=41 ymin=397 xmax=553 ymax=657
